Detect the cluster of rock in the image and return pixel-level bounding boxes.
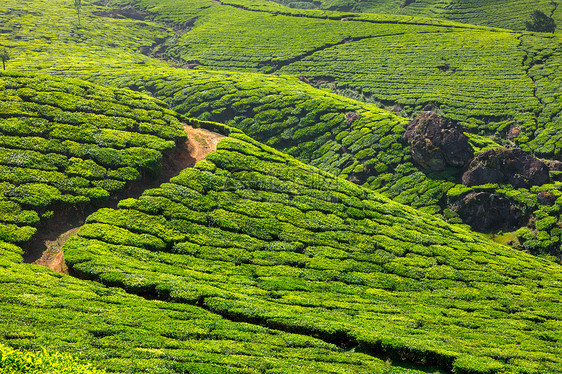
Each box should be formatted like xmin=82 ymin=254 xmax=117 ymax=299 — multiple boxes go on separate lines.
xmin=450 ymin=192 xmax=525 ymax=232
xmin=403 ymin=112 xmax=552 ymax=231
xmin=402 ymin=112 xmax=473 ymax=171
xmin=462 ymin=148 xmax=549 ymax=189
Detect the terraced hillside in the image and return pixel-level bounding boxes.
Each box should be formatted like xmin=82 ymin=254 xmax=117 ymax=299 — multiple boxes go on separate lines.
xmin=2 ymin=2 xmax=562 ymax=373
xmin=88 ymin=0 xmax=562 ymax=151
xmin=88 ymin=65 xmax=562 ymax=257
xmin=2 ymin=256 xmax=416 ymax=373
xmin=0 ymin=73 xmax=560 ymax=374
xmin=3 ymin=0 xmax=560 ymax=156
xmin=0 ymin=72 xmax=186 ymax=263
xmin=4 ymin=0 xmax=562 ymax=251
xmin=0 ymin=74 xmax=436 ymax=374
xmin=269 ymin=0 xmax=562 ymax=32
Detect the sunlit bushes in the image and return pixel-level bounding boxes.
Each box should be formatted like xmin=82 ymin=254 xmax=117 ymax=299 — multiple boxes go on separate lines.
xmin=0 ymin=343 xmax=106 ymax=374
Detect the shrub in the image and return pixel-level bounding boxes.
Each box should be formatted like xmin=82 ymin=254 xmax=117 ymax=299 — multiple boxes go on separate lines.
xmin=525 ymin=10 xmax=556 ymax=33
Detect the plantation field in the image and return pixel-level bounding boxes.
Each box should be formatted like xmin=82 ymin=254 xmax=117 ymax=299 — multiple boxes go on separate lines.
xmin=99 ymin=0 xmax=562 ymax=147
xmin=3 ymin=0 xmax=561 ymax=158
xmin=4 ymin=0 xmax=562 ymax=253
xmin=2 ymin=1 xmax=562 ymax=372
xmin=1 ymin=257 xmax=411 ymax=373
xmin=0 ymin=0 xmax=170 ymax=73
xmin=64 ymin=128 xmax=562 ymax=374
xmin=90 ymin=65 xmax=562 ymax=256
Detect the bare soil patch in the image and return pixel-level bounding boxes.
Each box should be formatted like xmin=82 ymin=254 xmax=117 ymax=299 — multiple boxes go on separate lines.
xmin=183 ymin=124 xmax=224 ymax=165
xmin=33 ymin=227 xmax=79 ymax=274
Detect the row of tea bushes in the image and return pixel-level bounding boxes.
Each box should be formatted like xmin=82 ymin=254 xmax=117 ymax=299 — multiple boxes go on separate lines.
xmin=65 ymin=131 xmax=562 ymax=374
xmin=521 ymin=34 xmax=562 ymax=158
xmin=92 ymin=65 xmax=562 ymax=256
xmin=0 ymin=72 xmax=186 ymax=260
xmin=0 ymin=256 xmax=405 ymax=373
xmin=299 ymin=0 xmax=560 ymax=31
xmin=0 ymin=0 xmax=172 ymax=75
xmin=109 ymin=0 xmax=556 ymax=137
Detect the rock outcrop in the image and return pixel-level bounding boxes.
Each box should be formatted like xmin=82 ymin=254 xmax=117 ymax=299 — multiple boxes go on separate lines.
xmin=403 ymin=112 xmax=473 ymax=171
xmin=451 ymin=192 xmax=525 ymax=232
xmin=537 ymin=191 xmax=557 ymax=206
xmin=462 ymin=148 xmax=549 ymax=188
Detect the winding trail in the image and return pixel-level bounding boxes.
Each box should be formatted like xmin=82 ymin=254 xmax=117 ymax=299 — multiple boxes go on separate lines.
xmin=31 ymin=125 xmax=224 ymax=274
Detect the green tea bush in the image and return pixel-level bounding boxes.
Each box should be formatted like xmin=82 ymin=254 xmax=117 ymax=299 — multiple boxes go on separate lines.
xmin=0 ymin=257 xmax=397 ymax=373
xmin=0 ymin=343 xmax=106 ymax=374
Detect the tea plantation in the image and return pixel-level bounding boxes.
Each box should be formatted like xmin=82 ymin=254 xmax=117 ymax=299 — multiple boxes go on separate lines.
xmin=111 ymin=0 xmax=537 ymax=129
xmin=98 ymin=0 xmax=562 ymax=156
xmin=64 ymin=128 xmax=562 ymax=374
xmin=0 ymin=343 xmax=106 ymax=374
xmin=1 ymin=0 xmax=562 ymax=373
xmin=0 ymin=71 xmax=186 ymax=262
xmin=88 ymin=64 xmax=562 ymax=256
xmin=0 ymin=257 xmax=409 ymax=373
xmin=270 ymin=0 xmax=561 ymax=32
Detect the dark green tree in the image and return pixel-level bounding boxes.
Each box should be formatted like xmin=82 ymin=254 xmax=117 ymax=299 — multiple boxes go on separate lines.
xmin=525 ymin=10 xmax=556 ymax=32
xmin=0 ymin=48 xmax=9 ymax=70
xmin=74 ymin=0 xmax=82 ymax=26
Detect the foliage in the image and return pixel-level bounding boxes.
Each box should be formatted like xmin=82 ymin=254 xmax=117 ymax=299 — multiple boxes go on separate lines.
xmin=0 ymin=343 xmax=105 ymax=374
xmin=526 ymin=10 xmax=556 ymax=33
xmin=0 ymin=2 xmax=562 ymax=372
xmin=268 ymin=0 xmax=562 ymax=31
xmin=65 ymin=132 xmax=562 ymax=374
xmin=0 ymin=258 xmax=407 ymax=373
xmin=0 ymin=72 xmax=185 ymax=259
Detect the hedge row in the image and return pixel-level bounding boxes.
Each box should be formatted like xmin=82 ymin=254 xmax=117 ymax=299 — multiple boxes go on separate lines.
xmin=0 ymin=258 xmax=409 ymax=373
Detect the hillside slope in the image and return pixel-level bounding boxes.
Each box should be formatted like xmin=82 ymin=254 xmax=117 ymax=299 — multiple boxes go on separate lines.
xmin=0 ymin=75 xmax=428 ymax=374
xmin=0 ymin=258 xmax=408 ymax=373
xmin=82 ymin=0 xmax=562 ymax=160
xmin=0 ymin=72 xmax=187 ymax=264
xmin=89 ymin=65 xmax=562 ymax=257
xmin=1 ymin=1 xmax=562 ymax=373
xmin=64 ymin=124 xmax=562 ymax=374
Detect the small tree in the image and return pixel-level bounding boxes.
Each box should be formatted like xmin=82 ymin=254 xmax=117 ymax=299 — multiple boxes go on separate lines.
xmin=525 ymin=10 xmax=556 ymax=33
xmin=74 ymin=0 xmax=82 ymax=26
xmin=0 ymin=48 xmax=9 ymax=71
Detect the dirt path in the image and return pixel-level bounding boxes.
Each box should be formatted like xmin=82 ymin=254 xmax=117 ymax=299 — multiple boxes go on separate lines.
xmin=183 ymin=124 xmax=224 ymax=164
xmin=30 ymin=125 xmax=224 ymax=274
